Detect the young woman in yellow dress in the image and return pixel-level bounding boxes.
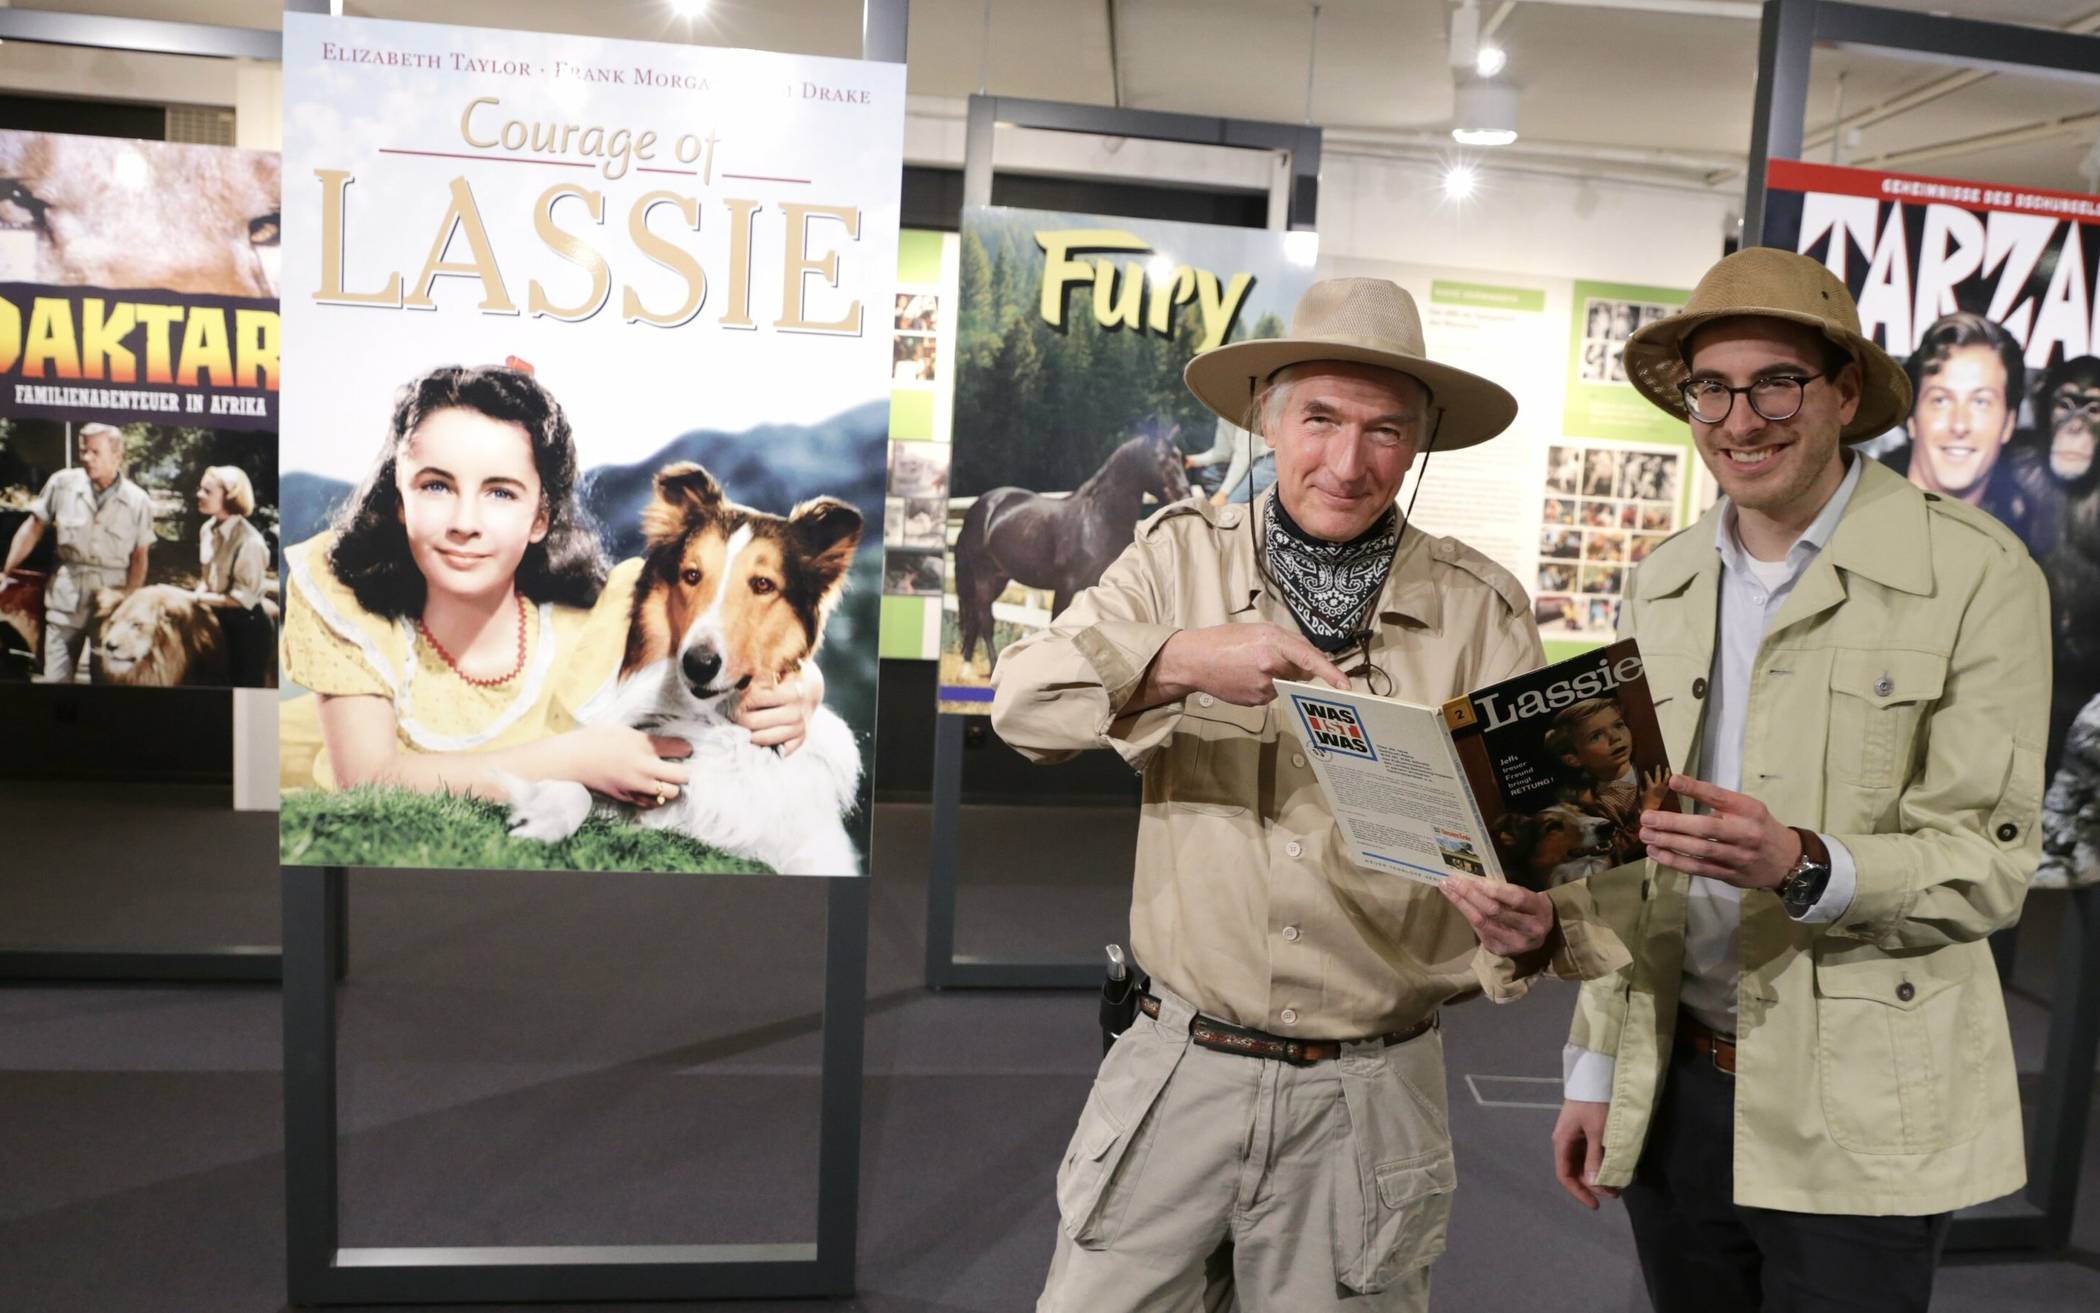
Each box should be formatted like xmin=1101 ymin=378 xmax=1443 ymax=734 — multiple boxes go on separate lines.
xmin=280 ymin=362 xmax=818 ymax=808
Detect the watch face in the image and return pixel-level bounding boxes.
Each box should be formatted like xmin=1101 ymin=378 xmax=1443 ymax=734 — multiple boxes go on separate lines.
xmin=1785 ymin=864 xmax=1832 ymax=915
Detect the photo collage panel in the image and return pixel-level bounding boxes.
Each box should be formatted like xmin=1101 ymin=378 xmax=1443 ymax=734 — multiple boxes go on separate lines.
xmin=1578 ymin=296 xmax=1674 ymax=385
xmin=883 ymin=440 xmax=949 ymax=598
xmin=1536 ymin=443 xmax=1684 ymax=638
xmin=893 ymin=292 xmax=941 ymax=384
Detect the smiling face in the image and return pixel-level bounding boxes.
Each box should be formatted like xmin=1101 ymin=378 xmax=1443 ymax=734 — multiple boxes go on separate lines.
xmin=393 ymin=406 xmax=548 ymax=606
xmin=1684 ymin=316 xmax=1858 ymax=519
xmin=1907 ymin=344 xmax=2013 ymax=503
xmin=1265 ymin=362 xmax=1426 ymax=542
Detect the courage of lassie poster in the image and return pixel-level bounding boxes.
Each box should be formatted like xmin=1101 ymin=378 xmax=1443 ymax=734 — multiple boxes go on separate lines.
xmin=277 ymin=13 xmax=902 ymax=876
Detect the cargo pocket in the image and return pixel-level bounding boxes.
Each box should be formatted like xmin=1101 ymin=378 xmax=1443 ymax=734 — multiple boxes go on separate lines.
xmin=1815 ymin=944 xmax=1982 ymax=1155
xmin=1054 ymin=1018 xmax=1189 ymax=1248
xmin=1826 ymin=650 xmax=1946 ymax=788
xmin=1165 ymin=695 xmax=1268 ymax=817
xmin=1331 ymin=1034 xmax=1457 ymax=1293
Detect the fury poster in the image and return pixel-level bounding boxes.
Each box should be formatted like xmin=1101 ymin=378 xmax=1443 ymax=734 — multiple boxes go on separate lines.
xmin=278 ymin=13 xmax=902 ymax=875
xmin=1764 ymin=159 xmax=2100 ymax=888
xmin=0 ymin=130 xmax=281 ymax=689
xmin=938 ymin=205 xmax=1316 ymax=713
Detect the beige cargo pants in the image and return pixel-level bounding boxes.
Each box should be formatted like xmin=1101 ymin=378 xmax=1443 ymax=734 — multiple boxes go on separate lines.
xmin=1037 ymin=985 xmax=1454 ymax=1313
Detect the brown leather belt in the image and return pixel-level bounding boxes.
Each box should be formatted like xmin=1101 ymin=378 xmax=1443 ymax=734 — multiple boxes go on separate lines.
xmin=1680 ymin=1016 xmax=1737 ymax=1076
xmin=1139 ymin=994 xmax=1437 ymax=1065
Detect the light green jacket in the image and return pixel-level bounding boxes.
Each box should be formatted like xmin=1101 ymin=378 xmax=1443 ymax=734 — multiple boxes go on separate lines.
xmin=1573 ymin=459 xmax=2050 ymax=1215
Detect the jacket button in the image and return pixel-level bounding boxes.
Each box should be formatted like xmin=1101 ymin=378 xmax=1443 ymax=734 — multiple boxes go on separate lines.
xmin=1896 ymin=982 xmax=1916 ymax=1002
xmin=1692 ymin=677 xmax=1708 ymax=699
xmin=1997 ymin=822 xmax=2018 ymax=842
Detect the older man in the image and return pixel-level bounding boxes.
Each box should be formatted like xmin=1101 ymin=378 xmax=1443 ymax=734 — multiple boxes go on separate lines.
xmin=1550 ymin=248 xmax=2049 ymax=1313
xmin=0 ymin=423 xmax=154 ymax=682
xmin=993 ymin=278 xmax=1624 ymax=1312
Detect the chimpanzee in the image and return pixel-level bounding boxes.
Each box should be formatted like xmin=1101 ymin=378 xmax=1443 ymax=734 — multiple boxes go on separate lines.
xmin=2008 ymin=355 xmax=2100 ymax=773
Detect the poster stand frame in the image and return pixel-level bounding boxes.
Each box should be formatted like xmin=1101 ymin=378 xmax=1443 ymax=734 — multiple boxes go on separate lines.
xmin=0 ymin=4 xmax=308 ymax=989
xmin=925 ymin=95 xmax=1320 ymax=990
xmin=2 ymin=0 xmax=895 ymax=1302
xmin=283 ymin=867 xmax=871 ymax=1304
xmin=1744 ymin=0 xmax=2100 ymax=1256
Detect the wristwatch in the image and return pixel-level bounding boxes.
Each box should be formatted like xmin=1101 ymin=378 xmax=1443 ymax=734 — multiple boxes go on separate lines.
xmin=1779 ymin=827 xmax=1833 ymax=919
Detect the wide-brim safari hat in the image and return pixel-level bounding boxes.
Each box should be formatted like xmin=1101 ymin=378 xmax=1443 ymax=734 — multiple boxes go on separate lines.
xmin=1183 ymin=277 xmax=1519 ymax=452
xmin=1623 ymin=246 xmax=1911 ymax=441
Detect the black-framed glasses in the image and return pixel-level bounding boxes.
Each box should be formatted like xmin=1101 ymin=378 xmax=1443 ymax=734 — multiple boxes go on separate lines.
xmin=1679 ymin=371 xmax=1825 ymax=425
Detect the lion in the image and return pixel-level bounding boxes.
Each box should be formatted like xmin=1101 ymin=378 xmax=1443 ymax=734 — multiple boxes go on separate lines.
xmin=92 ymin=586 xmax=230 ymax=687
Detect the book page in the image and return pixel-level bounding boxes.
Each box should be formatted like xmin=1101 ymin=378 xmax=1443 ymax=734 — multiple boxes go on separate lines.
xmin=1275 ymin=680 xmax=1500 ymax=886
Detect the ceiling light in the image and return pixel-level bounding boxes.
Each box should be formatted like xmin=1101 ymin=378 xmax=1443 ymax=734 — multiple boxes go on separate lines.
xmin=1442 ymin=164 xmax=1478 ymax=202
xmin=669 ymin=0 xmax=711 ymax=17
xmin=1475 ymin=44 xmax=1507 ymax=78
xmin=1452 ymin=76 xmax=1519 ymax=147
xmin=1448 ymin=1 xmax=1480 ymax=69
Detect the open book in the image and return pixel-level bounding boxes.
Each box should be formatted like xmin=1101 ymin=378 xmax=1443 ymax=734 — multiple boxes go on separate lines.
xmin=1276 ymin=639 xmax=1679 ymax=891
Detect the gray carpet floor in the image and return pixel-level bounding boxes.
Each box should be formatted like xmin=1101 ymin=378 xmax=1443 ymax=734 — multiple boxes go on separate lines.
xmin=3 ymin=783 xmax=2099 ymax=1311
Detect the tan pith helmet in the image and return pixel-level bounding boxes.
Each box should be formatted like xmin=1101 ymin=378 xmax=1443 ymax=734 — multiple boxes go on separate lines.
xmin=1623 ymin=246 xmax=1912 ymax=441
xmin=1183 ymin=277 xmax=1519 ymax=451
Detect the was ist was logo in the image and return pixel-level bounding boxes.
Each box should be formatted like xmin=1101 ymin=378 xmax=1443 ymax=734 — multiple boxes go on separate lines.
xmin=1291 ymin=696 xmax=1376 ymax=762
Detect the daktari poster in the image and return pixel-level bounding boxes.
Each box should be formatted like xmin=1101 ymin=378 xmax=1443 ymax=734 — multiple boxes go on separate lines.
xmin=278 ymin=14 xmax=903 ymax=875
xmin=0 ymin=130 xmax=281 ymax=688
xmin=939 ymin=206 xmax=1317 ymax=713
xmin=1764 ymin=159 xmax=2100 ymax=888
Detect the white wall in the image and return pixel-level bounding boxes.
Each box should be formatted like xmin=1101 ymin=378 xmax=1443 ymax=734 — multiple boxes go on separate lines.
xmin=1317 ymin=153 xmax=1735 ymax=292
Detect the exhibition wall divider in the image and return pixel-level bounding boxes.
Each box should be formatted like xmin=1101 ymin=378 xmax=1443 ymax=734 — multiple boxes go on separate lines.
xmin=923 ymin=94 xmax=1320 ymax=990
xmin=0 ymin=0 xmax=300 ymax=987
xmin=1745 ymin=0 xmax=2100 ymax=1255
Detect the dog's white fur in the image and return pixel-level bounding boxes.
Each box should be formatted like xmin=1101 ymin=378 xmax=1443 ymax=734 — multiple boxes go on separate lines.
xmin=502 ymin=521 xmax=863 ymax=874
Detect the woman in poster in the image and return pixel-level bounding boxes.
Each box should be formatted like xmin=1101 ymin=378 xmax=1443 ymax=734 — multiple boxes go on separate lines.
xmin=278 ymin=362 xmax=818 ymax=807
xmin=193 ymin=464 xmax=276 ymax=686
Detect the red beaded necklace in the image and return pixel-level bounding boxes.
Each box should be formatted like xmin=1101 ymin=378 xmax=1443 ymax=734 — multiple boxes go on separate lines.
xmin=416 ymin=593 xmax=528 ymax=687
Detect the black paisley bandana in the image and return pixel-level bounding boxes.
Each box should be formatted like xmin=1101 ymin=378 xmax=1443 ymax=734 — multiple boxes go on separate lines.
xmin=1262 ymin=497 xmax=1401 ymax=652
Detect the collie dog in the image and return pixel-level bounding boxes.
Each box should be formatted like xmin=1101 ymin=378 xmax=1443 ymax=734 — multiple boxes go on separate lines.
xmin=503 ymin=462 xmax=866 ymax=874
xmin=1493 ymin=802 xmax=1615 ymax=889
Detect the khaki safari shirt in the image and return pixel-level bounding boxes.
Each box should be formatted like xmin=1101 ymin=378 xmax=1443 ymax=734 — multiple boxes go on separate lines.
xmin=31 ymin=468 xmax=154 ymax=625
xmin=1571 ymin=460 xmax=2049 ymax=1215
xmin=993 ymin=492 xmax=1627 ymax=1040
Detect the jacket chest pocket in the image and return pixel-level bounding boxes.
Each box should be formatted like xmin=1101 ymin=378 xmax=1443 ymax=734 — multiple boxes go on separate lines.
xmin=1165 ymin=696 xmax=1269 ymax=816
xmin=1826 ymin=650 xmax=1946 ymax=789
xmin=1814 ymin=946 xmax=1984 ymax=1156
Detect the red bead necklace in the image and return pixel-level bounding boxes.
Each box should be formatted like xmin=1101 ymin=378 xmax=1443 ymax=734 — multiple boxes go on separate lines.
xmin=416 ymin=593 xmax=528 ymax=687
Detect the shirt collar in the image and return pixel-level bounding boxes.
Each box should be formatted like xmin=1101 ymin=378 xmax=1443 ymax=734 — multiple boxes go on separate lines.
xmin=1713 ymin=449 xmax=1863 ymax=579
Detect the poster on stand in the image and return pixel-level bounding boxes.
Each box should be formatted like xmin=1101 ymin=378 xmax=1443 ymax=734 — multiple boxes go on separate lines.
xmin=0 ymin=130 xmax=281 ymax=688
xmin=277 ymin=13 xmax=902 ymax=875
xmin=938 ymin=206 xmax=1316 ymax=713
xmin=1765 ymin=158 xmax=2100 ymax=886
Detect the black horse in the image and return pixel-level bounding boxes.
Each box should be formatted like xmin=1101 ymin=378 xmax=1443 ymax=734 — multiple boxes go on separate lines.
xmin=954 ymin=425 xmax=1191 ymax=674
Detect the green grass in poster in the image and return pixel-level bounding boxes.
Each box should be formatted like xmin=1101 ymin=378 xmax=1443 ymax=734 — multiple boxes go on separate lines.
xmin=280 ymin=787 xmax=768 ymax=873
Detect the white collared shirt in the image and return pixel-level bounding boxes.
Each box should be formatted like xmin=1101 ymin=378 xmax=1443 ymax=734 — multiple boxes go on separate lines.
xmin=1565 ymin=454 xmax=1863 ymax=1100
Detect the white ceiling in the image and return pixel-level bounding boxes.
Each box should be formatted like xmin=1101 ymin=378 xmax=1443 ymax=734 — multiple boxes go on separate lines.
xmin=10 ymin=0 xmax=2100 ymax=195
